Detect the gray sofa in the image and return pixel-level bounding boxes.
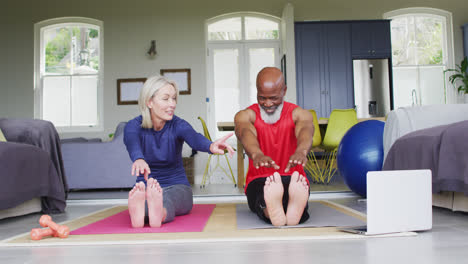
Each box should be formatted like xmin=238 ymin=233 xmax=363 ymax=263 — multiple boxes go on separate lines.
xmin=0 ymin=118 xmax=68 ymax=219
xmin=61 ymin=122 xmax=135 ymax=190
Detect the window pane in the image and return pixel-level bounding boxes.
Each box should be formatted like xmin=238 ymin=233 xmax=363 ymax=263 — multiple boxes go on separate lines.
xmin=392 ymin=67 xmax=418 ymax=108
xmin=71 ymin=76 xmax=98 ymax=126
xmin=71 ymin=27 xmax=100 ymax=74
xmin=43 ymin=76 xmax=71 ymax=126
xmin=415 ymin=17 xmax=443 ymax=65
xmin=391 ymin=16 xmax=444 ymax=66
xmin=391 ymin=17 xmax=417 ymax=66
xmin=208 ymin=18 xmax=241 ymax=40
xmin=213 ymin=49 xmax=239 ymax=126
xmin=245 ymin=17 xmax=279 ymax=40
xmin=392 ymin=66 xmax=445 ymax=108
xmin=248 ymin=48 xmax=275 ymax=105
xmin=44 ymin=27 xmax=72 ymax=74
xmin=419 ymin=66 xmax=445 ymax=104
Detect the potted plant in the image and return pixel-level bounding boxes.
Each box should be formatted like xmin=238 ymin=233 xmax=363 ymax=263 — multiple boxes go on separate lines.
xmin=444 ymin=56 xmax=468 ymax=103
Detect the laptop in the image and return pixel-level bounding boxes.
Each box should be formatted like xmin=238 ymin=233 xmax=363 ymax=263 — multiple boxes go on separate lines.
xmin=340 ymin=169 xmax=432 ymax=235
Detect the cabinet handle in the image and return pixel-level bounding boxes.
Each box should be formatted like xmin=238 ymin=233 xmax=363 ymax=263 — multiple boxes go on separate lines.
xmin=372 ymin=50 xmax=376 ymax=54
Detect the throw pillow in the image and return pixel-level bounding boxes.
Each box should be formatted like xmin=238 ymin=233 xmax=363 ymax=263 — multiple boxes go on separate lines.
xmin=0 ymin=128 xmax=6 ymax=142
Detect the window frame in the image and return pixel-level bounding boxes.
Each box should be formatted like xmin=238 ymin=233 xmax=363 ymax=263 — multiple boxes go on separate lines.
xmin=205 ymin=13 xmax=282 ymax=136
xmin=384 ymin=7 xmax=456 ymax=104
xmin=34 ymin=17 xmax=104 ymax=133
xmin=206 ymin=12 xmax=281 ymax=44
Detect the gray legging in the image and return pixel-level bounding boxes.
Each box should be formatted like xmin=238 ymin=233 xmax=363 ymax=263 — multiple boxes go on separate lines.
xmin=145 ymin=184 xmax=193 ymax=223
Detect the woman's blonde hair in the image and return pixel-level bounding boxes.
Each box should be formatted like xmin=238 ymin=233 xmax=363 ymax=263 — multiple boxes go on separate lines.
xmin=139 ymin=75 xmax=179 ymax=129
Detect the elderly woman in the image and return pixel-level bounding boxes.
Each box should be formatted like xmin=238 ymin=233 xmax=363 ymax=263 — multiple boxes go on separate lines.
xmin=124 ymin=75 xmax=234 ymax=228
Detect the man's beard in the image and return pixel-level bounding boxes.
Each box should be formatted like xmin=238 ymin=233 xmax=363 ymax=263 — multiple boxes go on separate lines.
xmin=259 ymin=102 xmax=284 ymax=124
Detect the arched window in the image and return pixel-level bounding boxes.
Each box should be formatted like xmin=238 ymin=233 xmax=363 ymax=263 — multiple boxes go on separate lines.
xmin=34 ymin=17 xmax=104 ymax=132
xmin=384 ymin=8 xmax=455 ymax=107
xmin=206 ymin=13 xmax=281 ymax=138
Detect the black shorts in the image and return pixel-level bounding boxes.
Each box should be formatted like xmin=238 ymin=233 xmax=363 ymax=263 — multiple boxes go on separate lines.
xmin=245 ymin=176 xmax=310 ymax=224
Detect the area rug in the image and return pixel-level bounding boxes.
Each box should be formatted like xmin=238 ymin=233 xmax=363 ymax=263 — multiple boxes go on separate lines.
xmin=0 ymin=201 xmax=417 ymax=247
xmin=71 ymin=204 xmax=215 ymax=235
xmin=236 ymin=201 xmax=366 ymax=229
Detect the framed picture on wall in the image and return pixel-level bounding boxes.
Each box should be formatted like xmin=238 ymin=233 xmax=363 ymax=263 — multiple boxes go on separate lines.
xmin=117 ymin=78 xmax=147 ymax=105
xmin=160 ymin=68 xmax=191 ymax=95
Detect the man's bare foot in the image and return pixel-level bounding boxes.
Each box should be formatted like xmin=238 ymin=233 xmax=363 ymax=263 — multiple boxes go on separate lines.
xmin=264 ymin=172 xmax=286 ymax=226
xmin=146 ymin=178 xmax=166 ymax=228
xmin=286 ymin=171 xmax=309 ymax=225
xmin=128 ymin=182 xmax=146 ymax=228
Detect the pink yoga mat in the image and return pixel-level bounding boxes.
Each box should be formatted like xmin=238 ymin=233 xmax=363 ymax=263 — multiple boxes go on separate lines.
xmin=70 ymin=204 xmax=216 ymax=235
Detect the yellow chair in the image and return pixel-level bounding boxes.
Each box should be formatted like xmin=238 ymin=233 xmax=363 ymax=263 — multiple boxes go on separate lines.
xmin=197 ymin=117 xmax=237 ymax=188
xmin=304 ymin=109 xmax=324 ymax=182
xmin=319 ymin=108 xmax=358 ymax=183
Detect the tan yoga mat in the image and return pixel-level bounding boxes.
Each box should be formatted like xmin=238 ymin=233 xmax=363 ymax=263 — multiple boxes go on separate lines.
xmin=0 ymin=201 xmax=416 ymax=247
xmin=236 ymin=201 xmax=366 ymax=229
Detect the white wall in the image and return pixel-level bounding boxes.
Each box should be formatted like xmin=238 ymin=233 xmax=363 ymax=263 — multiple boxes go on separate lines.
xmin=2 ymin=0 xmax=467 ymax=134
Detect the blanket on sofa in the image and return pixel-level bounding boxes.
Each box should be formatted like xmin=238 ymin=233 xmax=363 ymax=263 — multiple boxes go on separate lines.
xmin=0 ymin=142 xmax=66 ymax=212
xmin=0 ymin=118 xmax=68 ymax=212
xmin=383 ymin=120 xmax=468 ymax=195
xmin=383 ymin=104 xmax=468 ymax=161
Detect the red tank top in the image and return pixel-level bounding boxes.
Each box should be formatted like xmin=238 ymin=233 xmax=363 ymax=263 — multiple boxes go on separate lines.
xmin=244 ymin=101 xmax=307 ymax=191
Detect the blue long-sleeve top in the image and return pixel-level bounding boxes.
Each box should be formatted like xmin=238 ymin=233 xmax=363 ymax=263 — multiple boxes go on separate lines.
xmin=124 ymin=115 xmax=212 ymax=187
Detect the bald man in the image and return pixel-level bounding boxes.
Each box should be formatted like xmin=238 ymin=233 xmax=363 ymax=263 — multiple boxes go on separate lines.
xmin=234 ymin=67 xmax=314 ymax=226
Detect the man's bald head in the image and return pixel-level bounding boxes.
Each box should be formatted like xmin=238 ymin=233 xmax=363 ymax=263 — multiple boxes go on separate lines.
xmin=256 ymin=67 xmax=286 ymax=93
xmin=255 ymin=67 xmax=287 ymax=123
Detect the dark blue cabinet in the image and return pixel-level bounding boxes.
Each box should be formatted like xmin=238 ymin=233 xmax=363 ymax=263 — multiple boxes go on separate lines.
xmin=295 ymin=22 xmax=353 ymax=118
xmin=351 ymin=20 xmax=391 ymax=59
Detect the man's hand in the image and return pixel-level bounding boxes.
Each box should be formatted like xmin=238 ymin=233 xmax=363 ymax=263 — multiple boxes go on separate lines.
xmin=131 ymin=159 xmax=151 ymax=181
xmin=252 ymin=153 xmax=280 ymax=170
xmin=284 ymin=151 xmax=308 ymax=173
xmin=210 ymin=132 xmax=235 ymax=158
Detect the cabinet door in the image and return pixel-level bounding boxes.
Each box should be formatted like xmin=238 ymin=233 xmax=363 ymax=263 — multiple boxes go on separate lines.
xmin=295 ymin=22 xmax=353 ymax=118
xmin=371 ymin=21 xmax=391 ymax=57
xmin=351 ymin=22 xmax=373 ymax=58
xmin=295 ymin=23 xmax=326 ymax=117
xmin=324 ymin=23 xmax=354 ymax=116
xmin=351 ymin=21 xmax=391 ymax=58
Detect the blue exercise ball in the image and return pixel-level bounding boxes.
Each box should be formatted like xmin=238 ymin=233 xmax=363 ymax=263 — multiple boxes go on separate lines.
xmin=336 ymin=120 xmax=385 ymax=197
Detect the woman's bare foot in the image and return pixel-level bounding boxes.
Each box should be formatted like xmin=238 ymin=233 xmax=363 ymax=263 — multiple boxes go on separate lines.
xmin=146 ymin=178 xmax=166 ymax=228
xmin=286 ymin=171 xmax=309 ymax=225
xmin=128 ymin=182 xmax=146 ymax=228
xmin=264 ymin=172 xmax=286 ymax=226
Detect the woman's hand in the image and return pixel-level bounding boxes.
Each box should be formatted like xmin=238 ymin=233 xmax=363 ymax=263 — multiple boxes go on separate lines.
xmin=131 ymin=159 xmax=151 ymax=181
xmin=210 ymin=132 xmax=235 ymax=158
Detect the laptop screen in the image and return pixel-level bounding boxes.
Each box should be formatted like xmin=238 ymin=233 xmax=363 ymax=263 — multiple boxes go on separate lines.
xmin=366 ymin=169 xmax=432 ymax=235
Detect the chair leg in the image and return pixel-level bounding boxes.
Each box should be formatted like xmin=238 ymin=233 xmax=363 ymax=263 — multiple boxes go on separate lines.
xmin=210 ymin=155 xmax=223 ymax=179
xmin=323 ymin=149 xmax=337 ymax=184
xmin=202 ymin=154 xmax=238 ymax=188
xmin=306 ymin=149 xmax=338 ymax=184
xmin=201 ymin=155 xmax=213 ymax=188
xmin=224 ymin=154 xmax=237 ymax=187
xmin=205 ymin=155 xmax=226 ymax=186
xmin=305 ymin=150 xmax=326 ymax=183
